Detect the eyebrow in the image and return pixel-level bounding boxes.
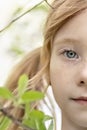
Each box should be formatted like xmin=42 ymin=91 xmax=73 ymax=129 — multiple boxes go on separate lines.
xmin=54 ymin=37 xmax=81 ymax=45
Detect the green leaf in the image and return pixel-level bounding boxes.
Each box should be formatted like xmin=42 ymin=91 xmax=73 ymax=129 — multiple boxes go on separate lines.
xmin=18 ymin=74 xmax=28 ymax=97
xmin=23 ymin=109 xmax=46 ymax=130
xmin=48 ymin=120 xmax=53 ymax=130
xmin=0 ymin=117 xmax=11 ymax=130
xmin=23 ymin=109 xmax=53 ymax=130
xmin=0 ymin=87 xmax=13 ymax=99
xmin=24 ymin=104 xmax=31 ymax=119
xmin=23 ymin=110 xmax=46 ymax=130
xmin=29 ymin=109 xmax=45 ymax=120
xmin=43 ymin=115 xmax=53 ymax=121
xmin=33 ymin=3 xmax=49 ymax=12
xmin=21 ymin=90 xmax=44 ymax=103
xmin=23 ymin=118 xmax=36 ymax=129
xmin=10 ymin=45 xmax=24 ymax=56
xmin=35 ymin=119 xmax=46 ymax=130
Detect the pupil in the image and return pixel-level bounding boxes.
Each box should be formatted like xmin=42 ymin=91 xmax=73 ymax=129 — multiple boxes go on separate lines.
xmin=68 ymin=51 xmax=75 ymax=58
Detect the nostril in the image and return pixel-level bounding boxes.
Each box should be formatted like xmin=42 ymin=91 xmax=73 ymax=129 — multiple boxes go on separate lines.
xmin=80 ymin=81 xmax=84 ymax=84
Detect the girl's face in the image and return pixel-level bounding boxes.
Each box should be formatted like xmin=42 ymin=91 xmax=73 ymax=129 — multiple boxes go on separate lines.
xmin=50 ymin=9 xmax=87 ymax=129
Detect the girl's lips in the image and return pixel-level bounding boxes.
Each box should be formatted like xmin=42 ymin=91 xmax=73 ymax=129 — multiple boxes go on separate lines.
xmin=71 ymin=96 xmax=87 ymax=105
xmin=73 ymin=96 xmax=87 ymax=100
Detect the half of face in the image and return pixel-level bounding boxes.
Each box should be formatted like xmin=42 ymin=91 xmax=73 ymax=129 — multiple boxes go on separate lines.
xmin=50 ymin=9 xmax=87 ymax=129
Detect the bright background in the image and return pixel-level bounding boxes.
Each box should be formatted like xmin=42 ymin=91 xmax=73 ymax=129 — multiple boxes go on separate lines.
xmin=0 ymin=0 xmax=48 ymax=84
xmin=0 ymin=0 xmax=61 ymax=129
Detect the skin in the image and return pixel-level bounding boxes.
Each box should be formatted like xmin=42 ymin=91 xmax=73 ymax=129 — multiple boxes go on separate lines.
xmin=50 ymin=9 xmax=87 ymax=130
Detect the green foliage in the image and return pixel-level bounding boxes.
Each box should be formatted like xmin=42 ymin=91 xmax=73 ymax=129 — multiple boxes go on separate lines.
xmin=0 ymin=74 xmax=53 ymax=130
xmin=34 ymin=3 xmax=49 ymax=12
xmin=23 ymin=109 xmax=47 ymax=130
xmin=9 ymin=45 xmax=25 ymax=56
xmin=18 ymin=74 xmax=28 ymax=97
xmin=0 ymin=117 xmax=11 ymax=130
xmin=21 ymin=90 xmax=44 ymax=103
xmin=0 ymin=87 xmax=14 ymax=100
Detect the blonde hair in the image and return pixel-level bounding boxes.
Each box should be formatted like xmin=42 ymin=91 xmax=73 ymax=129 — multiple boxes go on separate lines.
xmin=2 ymin=0 xmax=87 ymax=129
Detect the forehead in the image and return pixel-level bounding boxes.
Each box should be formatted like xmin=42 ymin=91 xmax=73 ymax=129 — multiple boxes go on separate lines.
xmin=53 ymin=9 xmax=87 ymax=44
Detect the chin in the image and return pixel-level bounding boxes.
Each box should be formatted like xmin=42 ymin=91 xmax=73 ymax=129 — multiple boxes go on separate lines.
xmin=74 ymin=117 xmax=87 ymax=128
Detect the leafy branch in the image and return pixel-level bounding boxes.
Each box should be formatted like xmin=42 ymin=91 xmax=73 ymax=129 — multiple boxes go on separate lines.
xmin=0 ymin=108 xmax=33 ymax=130
xmin=0 ymin=0 xmax=53 ymax=33
xmin=0 ymin=74 xmax=53 ymax=130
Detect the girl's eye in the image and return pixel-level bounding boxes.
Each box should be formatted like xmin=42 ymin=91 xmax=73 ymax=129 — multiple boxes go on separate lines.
xmin=62 ymin=50 xmax=78 ymax=59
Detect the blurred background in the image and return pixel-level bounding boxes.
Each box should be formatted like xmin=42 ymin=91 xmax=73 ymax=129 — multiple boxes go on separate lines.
xmin=0 ymin=0 xmax=51 ymax=85
xmin=0 ymin=0 xmax=61 ymax=129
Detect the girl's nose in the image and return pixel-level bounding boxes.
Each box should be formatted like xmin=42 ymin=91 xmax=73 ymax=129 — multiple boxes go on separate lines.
xmin=77 ymin=63 xmax=87 ymax=87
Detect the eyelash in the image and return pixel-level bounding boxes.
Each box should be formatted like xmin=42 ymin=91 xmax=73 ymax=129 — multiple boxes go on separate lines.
xmin=61 ymin=49 xmax=79 ymax=60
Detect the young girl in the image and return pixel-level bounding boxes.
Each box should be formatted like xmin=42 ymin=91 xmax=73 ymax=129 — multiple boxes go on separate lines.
xmin=2 ymin=0 xmax=87 ymax=130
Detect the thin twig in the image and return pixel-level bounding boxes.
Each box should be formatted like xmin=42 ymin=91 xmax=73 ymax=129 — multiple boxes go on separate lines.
xmin=0 ymin=107 xmax=35 ymax=130
xmin=0 ymin=0 xmax=44 ymax=33
xmin=44 ymin=0 xmax=54 ymax=9
xmin=0 ymin=0 xmax=53 ymax=33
